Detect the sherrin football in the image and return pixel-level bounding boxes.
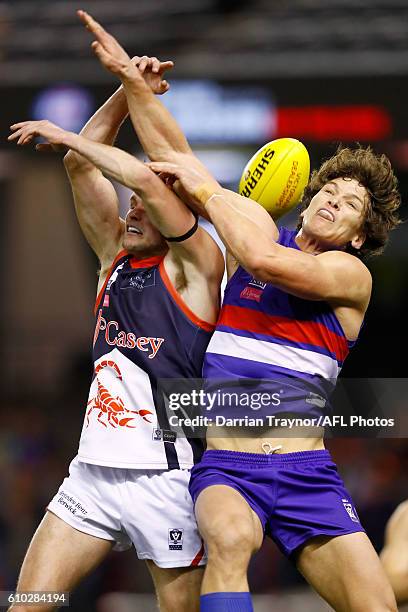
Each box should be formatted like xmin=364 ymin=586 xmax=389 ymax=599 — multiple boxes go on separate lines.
xmin=239 ymin=138 xmax=310 ymax=218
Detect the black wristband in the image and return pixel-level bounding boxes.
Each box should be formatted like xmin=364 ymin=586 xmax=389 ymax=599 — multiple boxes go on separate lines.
xmin=163 ymin=214 xmax=199 ymax=243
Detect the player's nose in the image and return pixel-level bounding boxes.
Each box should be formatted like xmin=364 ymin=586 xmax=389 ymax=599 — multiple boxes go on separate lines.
xmin=327 ymin=198 xmax=340 ymax=210
xmin=129 ymin=195 xmax=146 ymax=215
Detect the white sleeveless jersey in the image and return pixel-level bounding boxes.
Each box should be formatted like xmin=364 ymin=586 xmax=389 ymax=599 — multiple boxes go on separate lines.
xmin=77 ymin=252 xmax=214 ymax=470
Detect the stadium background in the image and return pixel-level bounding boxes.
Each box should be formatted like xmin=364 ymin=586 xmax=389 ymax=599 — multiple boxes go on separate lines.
xmin=0 ymin=1 xmax=407 ymax=610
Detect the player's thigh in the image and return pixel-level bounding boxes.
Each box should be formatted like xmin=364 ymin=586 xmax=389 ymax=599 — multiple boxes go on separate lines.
xmin=296 ymin=532 xmax=397 ymax=612
xmin=13 ymin=511 xmax=113 ymax=604
xmin=146 ymin=561 xmax=203 ymax=612
xmin=195 ymin=485 xmax=263 ymax=557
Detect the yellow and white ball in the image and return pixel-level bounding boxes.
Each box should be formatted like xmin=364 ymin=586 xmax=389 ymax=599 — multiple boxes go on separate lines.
xmin=239 ymin=138 xmax=310 ymax=219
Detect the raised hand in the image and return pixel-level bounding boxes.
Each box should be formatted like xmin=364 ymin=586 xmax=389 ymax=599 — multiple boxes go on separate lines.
xmin=78 ymin=9 xmax=135 ymax=78
xmin=132 ymin=55 xmax=174 ymax=95
xmin=8 ymin=120 xmax=69 ymax=152
xmin=78 ymin=9 xmax=173 ymax=93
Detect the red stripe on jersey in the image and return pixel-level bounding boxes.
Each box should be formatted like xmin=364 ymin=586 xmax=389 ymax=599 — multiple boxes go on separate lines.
xmin=159 ymin=260 xmax=215 ymax=332
xmin=94 ymin=250 xmax=127 ymax=315
xmin=190 ymin=540 xmax=205 ymax=566
xmin=130 ymin=255 xmax=165 ymax=269
xmin=218 ymin=304 xmax=349 ymax=362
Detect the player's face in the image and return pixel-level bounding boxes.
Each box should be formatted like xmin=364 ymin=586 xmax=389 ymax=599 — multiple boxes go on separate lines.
xmin=301 ymin=177 xmax=369 ymax=251
xmin=122 ymin=194 xmax=168 ymax=256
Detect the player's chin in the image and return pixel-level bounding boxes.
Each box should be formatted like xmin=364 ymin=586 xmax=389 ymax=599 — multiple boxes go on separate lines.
xmin=308 ymin=217 xmax=336 ymax=235
xmin=122 ymin=234 xmax=145 ymax=252
xmin=122 ymin=234 xmax=166 ymax=256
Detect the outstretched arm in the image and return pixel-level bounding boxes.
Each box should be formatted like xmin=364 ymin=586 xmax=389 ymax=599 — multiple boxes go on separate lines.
xmin=61 ymin=86 xmax=128 ymax=266
xmin=146 ymin=161 xmax=372 ymax=307
xmin=34 ymin=56 xmax=172 ymax=269
xmin=8 ymin=120 xmax=224 ymax=285
xmin=78 ymin=10 xmax=208 ymax=171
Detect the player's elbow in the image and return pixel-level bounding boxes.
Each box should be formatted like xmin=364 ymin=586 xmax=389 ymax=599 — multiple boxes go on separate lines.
xmin=63 ymin=150 xmax=92 ymax=174
xmin=244 ymin=254 xmax=272 ymax=282
xmin=130 ymin=166 xmax=157 ymax=196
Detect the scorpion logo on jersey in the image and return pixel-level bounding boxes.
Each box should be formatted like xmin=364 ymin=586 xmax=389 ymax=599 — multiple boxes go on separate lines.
xmin=86 ymin=360 xmax=153 ymax=428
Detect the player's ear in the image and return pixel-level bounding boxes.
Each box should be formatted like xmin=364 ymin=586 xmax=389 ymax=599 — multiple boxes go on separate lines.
xmin=350 ymin=231 xmax=366 ymax=250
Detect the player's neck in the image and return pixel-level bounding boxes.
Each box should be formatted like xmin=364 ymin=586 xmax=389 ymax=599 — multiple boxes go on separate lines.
xmin=295 ymin=229 xmax=336 ymax=255
xmin=127 ymin=246 xmax=168 ymax=260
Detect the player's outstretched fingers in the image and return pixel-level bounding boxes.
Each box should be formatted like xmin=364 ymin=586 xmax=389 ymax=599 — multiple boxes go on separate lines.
xmin=8 ymin=127 xmax=29 ymax=145
xmin=91 ymin=40 xmax=112 ymax=64
xmin=7 ymin=129 xmax=21 ymax=142
xmin=77 ymin=9 xmax=107 ymax=40
xmin=8 ymin=122 xmax=32 ymax=141
xmin=160 ymin=60 xmax=175 ymax=73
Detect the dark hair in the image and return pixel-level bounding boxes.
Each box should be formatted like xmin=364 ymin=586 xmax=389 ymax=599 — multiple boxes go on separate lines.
xmin=297 ymin=145 xmax=401 ymax=258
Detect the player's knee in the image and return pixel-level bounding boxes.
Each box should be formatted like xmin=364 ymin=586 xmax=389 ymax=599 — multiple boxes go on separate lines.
xmin=157 ymin=588 xmax=198 ymax=612
xmin=347 ymin=587 xmax=397 ymax=612
xmin=205 ymin=514 xmax=255 ymax=565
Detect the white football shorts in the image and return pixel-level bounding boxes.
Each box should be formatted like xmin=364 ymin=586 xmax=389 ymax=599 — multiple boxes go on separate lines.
xmin=47 ymin=456 xmax=206 ymax=568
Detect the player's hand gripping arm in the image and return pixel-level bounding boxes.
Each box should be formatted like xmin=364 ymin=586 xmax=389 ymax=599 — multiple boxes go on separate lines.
xmin=147 ymin=161 xmax=371 ymax=308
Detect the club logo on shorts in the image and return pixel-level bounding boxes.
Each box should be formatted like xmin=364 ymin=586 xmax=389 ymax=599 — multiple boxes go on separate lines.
xmin=168 ymin=528 xmax=184 ymax=550
xmin=342 ymin=499 xmax=360 ymax=523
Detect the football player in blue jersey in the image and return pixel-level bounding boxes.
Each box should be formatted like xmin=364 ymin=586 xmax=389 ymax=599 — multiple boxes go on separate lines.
xmin=55 ymin=11 xmax=403 ymax=612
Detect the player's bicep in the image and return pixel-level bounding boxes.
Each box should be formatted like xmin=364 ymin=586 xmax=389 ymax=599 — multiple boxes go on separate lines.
xmin=140 ymin=174 xmax=224 ymax=282
xmin=140 ymin=170 xmax=201 ymax=237
xmin=221 ymin=189 xmax=279 ymax=241
xmin=169 ymin=226 xmax=225 ymax=284
xmin=67 ymin=167 xmax=124 ymax=262
xmin=255 ymin=249 xmax=371 ymax=305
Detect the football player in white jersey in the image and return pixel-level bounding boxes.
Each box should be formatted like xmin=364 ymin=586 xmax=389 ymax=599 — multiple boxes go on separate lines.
xmin=8 ymin=57 xmax=224 ymax=612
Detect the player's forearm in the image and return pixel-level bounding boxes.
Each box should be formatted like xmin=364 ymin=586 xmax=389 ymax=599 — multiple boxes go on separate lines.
xmin=204 ymin=193 xmax=278 ymax=276
xmin=63 ymin=132 xmax=150 ymax=194
xmin=64 ymin=86 xmax=128 ymax=172
xmin=63 ymin=131 xmax=196 ymax=240
xmin=122 ymin=76 xmax=192 ymax=161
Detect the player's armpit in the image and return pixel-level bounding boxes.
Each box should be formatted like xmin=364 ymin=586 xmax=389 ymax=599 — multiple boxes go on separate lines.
xmin=167 ymin=226 xmax=225 ymax=286
xmin=251 ymin=248 xmax=372 ymax=308
xmin=66 ymin=165 xmax=124 ymax=266
xmin=226 ymin=251 xmax=239 ymax=279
